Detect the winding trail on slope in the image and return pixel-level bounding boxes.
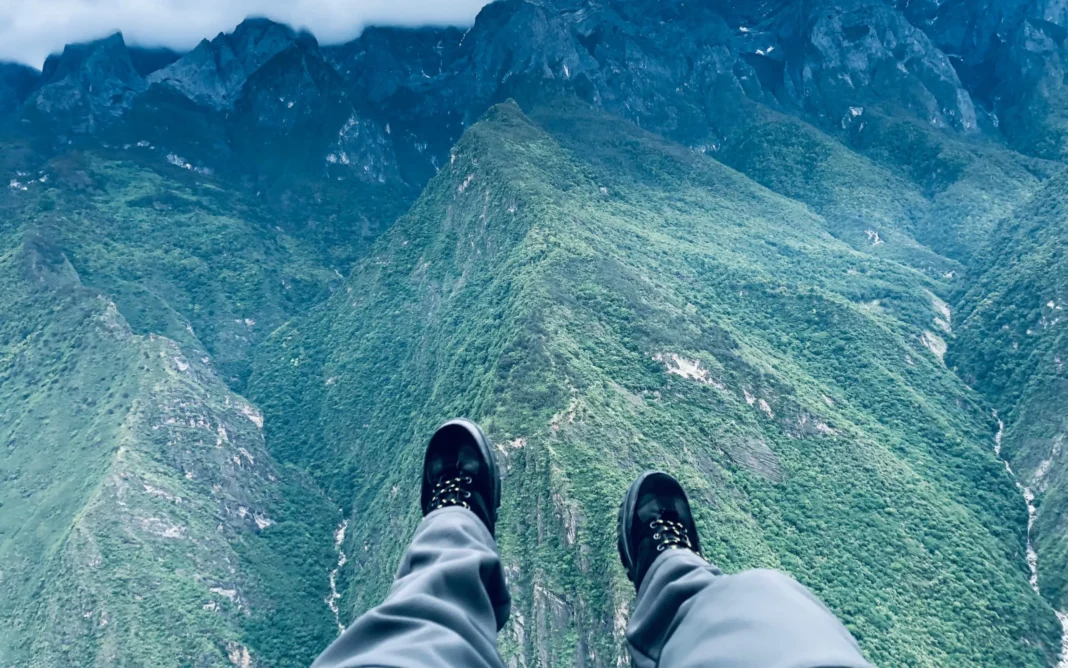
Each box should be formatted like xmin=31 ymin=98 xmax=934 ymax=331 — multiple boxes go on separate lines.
xmin=993 ymin=413 xmax=1068 ymax=666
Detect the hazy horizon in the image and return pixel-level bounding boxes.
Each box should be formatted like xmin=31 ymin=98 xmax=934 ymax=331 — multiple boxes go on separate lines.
xmin=0 ymin=0 xmax=495 ymax=69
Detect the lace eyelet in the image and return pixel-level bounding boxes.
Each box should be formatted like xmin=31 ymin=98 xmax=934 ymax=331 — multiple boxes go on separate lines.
xmin=657 ymin=544 xmax=665 ymax=551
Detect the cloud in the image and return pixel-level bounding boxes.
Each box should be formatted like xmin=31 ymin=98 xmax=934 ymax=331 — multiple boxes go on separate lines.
xmin=0 ymin=0 xmax=494 ymax=69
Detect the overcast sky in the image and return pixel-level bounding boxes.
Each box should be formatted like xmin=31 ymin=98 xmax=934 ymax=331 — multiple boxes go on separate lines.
xmin=0 ymin=0 xmax=495 ymax=69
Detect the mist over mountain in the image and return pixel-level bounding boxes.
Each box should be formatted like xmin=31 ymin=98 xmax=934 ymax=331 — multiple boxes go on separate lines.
xmin=1 ymin=0 xmax=1066 ymax=665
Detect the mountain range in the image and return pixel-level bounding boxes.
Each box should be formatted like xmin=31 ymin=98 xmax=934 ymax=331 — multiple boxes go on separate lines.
xmin=1 ymin=0 xmax=1066 ymax=665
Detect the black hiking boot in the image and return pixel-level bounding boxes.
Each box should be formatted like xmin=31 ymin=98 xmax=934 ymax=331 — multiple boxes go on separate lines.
xmin=617 ymin=471 xmax=703 ymax=590
xmin=421 ymin=418 xmax=501 ymax=536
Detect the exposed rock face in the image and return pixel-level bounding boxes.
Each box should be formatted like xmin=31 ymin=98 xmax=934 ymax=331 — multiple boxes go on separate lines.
xmin=5 ymin=0 xmax=1066 ymax=170
xmin=235 ymin=44 xmax=348 ymax=132
xmin=900 ymin=0 xmax=1068 ymax=157
xmin=0 ymin=63 xmax=38 ymax=115
xmin=27 ymin=33 xmax=146 ymax=132
xmin=323 ymin=27 xmax=469 ymax=183
xmin=778 ymin=1 xmax=980 ymax=132
xmin=315 ymin=0 xmax=1067 ymax=175
xmin=230 ymin=40 xmax=399 ymax=182
xmin=148 ymin=19 xmax=310 ymax=109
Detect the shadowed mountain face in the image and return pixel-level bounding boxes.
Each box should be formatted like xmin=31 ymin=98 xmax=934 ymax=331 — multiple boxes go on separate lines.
xmin=0 ymin=0 xmax=1067 ymax=666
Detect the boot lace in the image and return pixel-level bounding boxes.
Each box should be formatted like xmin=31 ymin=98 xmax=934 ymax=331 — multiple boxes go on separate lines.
xmin=650 ymin=517 xmax=696 ymax=554
xmin=429 ymin=474 xmax=473 ymax=512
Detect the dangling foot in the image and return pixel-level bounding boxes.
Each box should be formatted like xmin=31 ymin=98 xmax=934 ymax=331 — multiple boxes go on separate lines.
xmin=617 ymin=471 xmax=703 ymax=591
xmin=420 ymin=418 xmax=501 ymax=536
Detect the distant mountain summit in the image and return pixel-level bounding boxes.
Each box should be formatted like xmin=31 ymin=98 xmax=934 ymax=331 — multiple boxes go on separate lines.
xmin=26 ymin=33 xmax=145 ymax=132
xmin=1 ymin=0 xmax=1065 ymax=171
xmin=149 ymin=19 xmax=316 ymax=109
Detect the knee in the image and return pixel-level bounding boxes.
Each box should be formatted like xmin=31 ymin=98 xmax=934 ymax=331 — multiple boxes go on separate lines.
xmin=731 ymin=568 xmax=805 ymax=596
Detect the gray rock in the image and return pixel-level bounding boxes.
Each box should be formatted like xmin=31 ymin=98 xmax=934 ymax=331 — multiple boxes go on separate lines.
xmin=784 ymin=1 xmax=979 ymax=132
xmin=0 ymin=63 xmax=39 ymax=115
xmin=148 ymin=18 xmax=306 ymax=109
xmin=27 ymin=33 xmax=145 ymax=132
xmin=232 ymin=42 xmax=399 ymax=183
xmin=17 ymin=0 xmax=1068 ymax=166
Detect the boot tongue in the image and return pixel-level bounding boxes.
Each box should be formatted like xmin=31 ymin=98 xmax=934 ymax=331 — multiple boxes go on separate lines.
xmin=457 ymin=443 xmax=482 ymax=477
xmin=432 ymin=458 xmax=493 ymax=534
xmin=636 ymin=493 xmax=666 ymax=524
xmin=634 ymin=492 xmax=693 ymax=587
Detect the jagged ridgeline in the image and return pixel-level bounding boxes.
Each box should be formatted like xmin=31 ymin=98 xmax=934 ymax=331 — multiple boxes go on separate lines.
xmin=0 ymin=0 xmax=1066 ymax=666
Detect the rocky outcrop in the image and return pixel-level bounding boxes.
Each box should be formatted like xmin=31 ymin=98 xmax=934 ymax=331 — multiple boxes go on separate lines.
xmin=9 ymin=0 xmax=1067 ymax=171
xmin=26 ymin=33 xmax=146 ymax=132
xmin=148 ymin=18 xmax=311 ymax=109
xmin=230 ymin=41 xmax=399 ymax=182
xmin=324 ymin=27 xmax=468 ymax=183
xmin=900 ymin=0 xmax=1068 ymax=158
xmin=0 ymin=63 xmax=38 ymax=115
xmin=775 ymin=1 xmax=981 ymax=132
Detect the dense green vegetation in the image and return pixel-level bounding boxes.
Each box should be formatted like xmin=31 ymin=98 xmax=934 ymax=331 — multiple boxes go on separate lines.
xmin=952 ymin=169 xmax=1068 ymax=611
xmin=1 ymin=143 xmax=410 ymax=389
xmin=3 ymin=2 xmax=1068 ymax=664
xmin=248 ymin=100 xmax=1064 ymax=666
xmin=0 ymin=147 xmax=342 ymax=667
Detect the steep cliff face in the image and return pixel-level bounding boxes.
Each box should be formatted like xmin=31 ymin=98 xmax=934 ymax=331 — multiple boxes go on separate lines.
xmin=0 ymin=63 xmax=39 ymax=115
xmin=24 ymin=34 xmax=147 ymax=134
xmin=148 ymin=19 xmax=310 ymax=109
xmin=1 ymin=0 xmax=1067 ymax=666
xmin=900 ymin=0 xmax=1068 ymax=160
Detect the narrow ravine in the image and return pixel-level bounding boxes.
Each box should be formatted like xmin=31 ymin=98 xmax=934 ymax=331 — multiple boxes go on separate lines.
xmin=326 ymin=519 xmax=349 ymax=634
xmin=993 ymin=413 xmax=1068 ymax=666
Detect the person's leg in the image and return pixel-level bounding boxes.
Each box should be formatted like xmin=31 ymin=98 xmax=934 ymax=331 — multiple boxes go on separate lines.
xmin=313 ymin=419 xmax=510 ymax=668
xmin=312 ymin=506 xmax=509 ymax=668
xmin=617 ymin=471 xmax=871 ymax=668
xmin=627 ymin=550 xmax=870 ymax=668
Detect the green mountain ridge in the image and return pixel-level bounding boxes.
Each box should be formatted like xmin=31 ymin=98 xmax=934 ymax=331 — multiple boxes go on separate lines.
xmin=248 ymin=99 xmax=1061 ymax=666
xmin=0 ymin=232 xmax=340 ymax=666
xmin=1 ymin=2 xmax=1067 ymax=665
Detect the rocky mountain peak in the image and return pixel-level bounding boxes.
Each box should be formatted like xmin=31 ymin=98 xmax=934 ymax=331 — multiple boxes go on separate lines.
xmin=38 ymin=32 xmax=140 ymax=87
xmin=6 ymin=0 xmax=1068 ymax=164
xmin=228 ymin=17 xmax=318 ymax=65
xmin=148 ymin=17 xmax=316 ymax=110
xmin=27 ymin=32 xmax=146 ymax=132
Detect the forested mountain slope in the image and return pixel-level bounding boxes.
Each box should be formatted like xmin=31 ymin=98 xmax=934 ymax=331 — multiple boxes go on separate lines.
xmin=0 ymin=0 xmax=1066 ymax=665
xmin=249 ymin=99 xmax=1060 ymax=666
xmin=953 ymin=170 xmax=1068 ymax=613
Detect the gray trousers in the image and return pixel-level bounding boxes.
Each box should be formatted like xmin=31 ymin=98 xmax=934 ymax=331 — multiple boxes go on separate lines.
xmin=313 ymin=507 xmax=872 ymax=668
